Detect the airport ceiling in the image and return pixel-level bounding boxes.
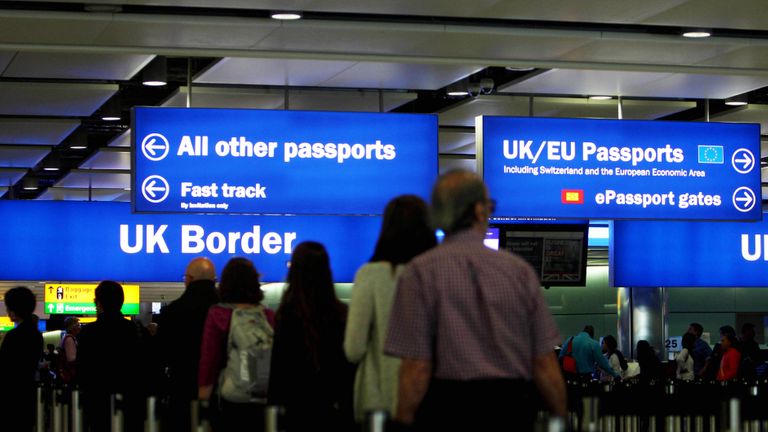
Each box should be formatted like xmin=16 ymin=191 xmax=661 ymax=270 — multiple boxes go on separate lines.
xmin=1 ymin=0 xmax=768 ymax=201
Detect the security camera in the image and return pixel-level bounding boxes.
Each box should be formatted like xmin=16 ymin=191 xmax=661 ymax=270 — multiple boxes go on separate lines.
xmin=467 ymin=82 xmax=482 ymax=97
xmin=479 ymin=78 xmax=495 ymax=94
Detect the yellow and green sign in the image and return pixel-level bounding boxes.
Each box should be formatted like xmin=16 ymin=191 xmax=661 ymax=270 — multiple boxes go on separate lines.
xmin=0 ymin=317 xmax=14 ymax=331
xmin=44 ymin=283 xmax=140 ymax=315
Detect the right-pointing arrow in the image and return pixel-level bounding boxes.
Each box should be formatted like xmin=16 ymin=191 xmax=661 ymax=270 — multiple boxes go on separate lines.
xmin=735 ymin=153 xmax=754 ymax=170
xmin=735 ymin=191 xmax=753 ymax=208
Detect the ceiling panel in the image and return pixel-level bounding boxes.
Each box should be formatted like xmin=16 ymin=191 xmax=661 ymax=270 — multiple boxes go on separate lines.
xmin=55 ymin=169 xmax=130 ymax=189
xmin=320 ymin=62 xmax=482 ymax=90
xmin=641 ymin=0 xmax=768 ymax=31
xmin=80 ymin=148 xmax=131 ymax=170
xmin=558 ymin=39 xmax=738 ymax=67
xmin=532 ymin=97 xmax=696 ymax=120
xmin=439 ymin=130 xmax=475 ymax=155
xmin=0 ymin=119 xmax=79 ymax=145
xmin=196 ymin=58 xmax=356 ymax=86
xmin=438 ymin=96 xmax=531 ymax=127
xmin=0 ymin=168 xmax=27 ymax=186
xmin=97 ymin=14 xmax=279 ymax=49
xmin=0 ymin=82 xmax=118 ymax=116
xmin=0 ymin=52 xmax=12 ymax=71
xmin=0 ymin=11 xmax=111 ymax=45
xmin=3 ymin=53 xmax=154 ymax=80
xmin=0 ymin=145 xmax=52 ymax=168
xmin=108 ymin=130 xmax=132 ymax=148
xmin=696 ymin=46 xmax=768 ymax=70
xmin=164 ymin=86 xmax=416 ymax=111
xmin=36 ymin=187 xmax=130 ymax=202
xmin=501 ymin=69 xmax=768 ymax=99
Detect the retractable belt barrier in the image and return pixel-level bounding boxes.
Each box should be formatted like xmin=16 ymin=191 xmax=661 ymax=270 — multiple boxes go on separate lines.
xmin=562 ymin=378 xmax=768 ymax=432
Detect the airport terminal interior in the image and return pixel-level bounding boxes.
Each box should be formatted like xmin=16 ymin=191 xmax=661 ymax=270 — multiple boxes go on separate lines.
xmin=1 ymin=0 xmax=768 ymax=370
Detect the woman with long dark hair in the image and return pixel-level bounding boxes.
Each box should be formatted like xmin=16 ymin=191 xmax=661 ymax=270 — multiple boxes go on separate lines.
xmin=600 ymin=335 xmax=628 ymax=381
xmin=268 ymin=241 xmax=356 ymax=431
xmin=344 ymin=194 xmax=437 ymax=423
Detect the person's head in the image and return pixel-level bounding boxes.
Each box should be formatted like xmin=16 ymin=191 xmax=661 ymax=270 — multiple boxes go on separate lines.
xmin=742 ymin=323 xmax=756 ymax=341
xmin=371 ymin=195 xmax=437 ymax=266
xmin=46 ymin=344 xmax=55 ymax=353
xmin=682 ymin=332 xmax=696 ymax=351
xmin=4 ymin=286 xmax=36 ymax=322
xmin=184 ymin=257 xmax=216 ymax=287
xmin=603 ymin=335 xmax=618 ymax=354
xmin=721 ymin=333 xmax=737 ymax=350
xmin=688 ymin=322 xmax=704 ymax=338
xmin=431 ymin=170 xmax=493 ymax=235
xmin=719 ymin=325 xmax=736 ymax=339
xmin=218 ymin=257 xmax=263 ymax=304
xmin=94 ymin=280 xmax=124 ymax=314
xmin=583 ymin=325 xmax=595 ymax=339
xmin=283 ymin=241 xmax=339 ymax=311
xmin=64 ymin=316 xmax=81 ymax=335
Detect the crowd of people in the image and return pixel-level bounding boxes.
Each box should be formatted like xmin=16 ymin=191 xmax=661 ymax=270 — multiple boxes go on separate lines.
xmin=0 ymin=170 xmax=763 ymax=432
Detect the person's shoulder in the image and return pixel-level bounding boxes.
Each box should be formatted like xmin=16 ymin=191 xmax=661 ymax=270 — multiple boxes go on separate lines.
xmin=356 ymin=261 xmax=392 ymax=279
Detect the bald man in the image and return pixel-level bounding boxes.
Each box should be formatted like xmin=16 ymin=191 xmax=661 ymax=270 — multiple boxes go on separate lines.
xmin=158 ymin=257 xmax=219 ymax=430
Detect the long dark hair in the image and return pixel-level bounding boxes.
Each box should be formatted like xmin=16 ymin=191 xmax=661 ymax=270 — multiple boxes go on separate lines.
xmin=370 ymin=195 xmax=437 ymax=266
xmin=603 ymin=335 xmax=628 ymax=371
xmin=277 ymin=241 xmax=346 ymax=368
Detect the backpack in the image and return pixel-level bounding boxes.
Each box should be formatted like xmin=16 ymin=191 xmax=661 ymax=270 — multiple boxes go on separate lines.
xmin=561 ymin=337 xmax=577 ymax=374
xmin=218 ymin=305 xmax=274 ymax=403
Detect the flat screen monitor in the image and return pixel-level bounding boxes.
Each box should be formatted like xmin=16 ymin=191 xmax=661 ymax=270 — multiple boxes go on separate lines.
xmin=492 ymin=222 xmax=589 ymax=287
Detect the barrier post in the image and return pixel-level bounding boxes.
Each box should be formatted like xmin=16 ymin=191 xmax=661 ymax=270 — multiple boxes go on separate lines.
xmin=71 ymin=389 xmax=83 ymax=432
xmin=265 ymin=405 xmax=280 ymax=432
xmin=728 ymin=398 xmax=740 ymax=432
xmin=111 ymin=394 xmax=124 ymax=432
xmin=53 ymin=387 xmax=64 ymax=432
xmin=368 ymin=410 xmax=386 ymax=432
xmin=197 ymin=400 xmax=211 ymax=432
xmin=145 ymin=396 xmax=158 ymax=432
xmin=36 ymin=385 xmax=45 ymax=432
xmin=190 ymin=400 xmax=199 ymax=432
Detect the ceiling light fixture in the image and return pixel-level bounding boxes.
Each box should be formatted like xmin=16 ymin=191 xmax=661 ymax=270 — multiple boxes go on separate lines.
xmin=270 ymin=11 xmax=302 ymax=20
xmin=589 ymin=96 xmax=613 ymax=100
xmin=100 ymin=97 xmax=122 ymax=121
xmin=69 ymin=134 xmax=88 ymax=150
xmin=682 ymin=30 xmax=711 ymax=38
xmin=724 ymin=94 xmax=748 ymax=106
xmin=22 ymin=177 xmax=38 ymax=191
xmin=142 ymin=56 xmax=167 ymax=87
xmin=505 ymin=66 xmax=535 ymax=72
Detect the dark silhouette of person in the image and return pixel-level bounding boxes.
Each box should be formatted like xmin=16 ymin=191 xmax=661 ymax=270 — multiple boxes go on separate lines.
xmin=157 ymin=257 xmax=218 ymax=431
xmin=0 ymin=286 xmax=43 ymax=432
xmin=78 ymin=281 xmax=144 ymax=432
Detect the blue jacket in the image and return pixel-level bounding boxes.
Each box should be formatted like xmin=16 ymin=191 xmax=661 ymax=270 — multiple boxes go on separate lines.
xmin=560 ymin=332 xmax=619 ymax=377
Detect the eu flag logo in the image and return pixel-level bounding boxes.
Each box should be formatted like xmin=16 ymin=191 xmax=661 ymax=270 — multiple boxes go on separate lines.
xmin=698 ymin=145 xmax=724 ymax=164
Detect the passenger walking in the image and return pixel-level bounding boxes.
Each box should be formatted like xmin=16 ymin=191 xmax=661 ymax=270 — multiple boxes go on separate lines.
xmin=158 ymin=257 xmax=219 ymax=431
xmin=268 ymin=242 xmax=356 ymax=431
xmin=58 ymin=316 xmax=81 ymax=384
xmin=716 ymin=333 xmax=741 ymax=381
xmin=78 ymin=281 xmax=144 ymax=432
xmin=384 ymin=170 xmax=566 ymax=431
xmin=600 ymin=335 xmax=628 ymax=381
xmin=687 ymin=322 xmax=712 ymax=377
xmin=343 ymin=195 xmax=436 ymax=423
xmin=560 ymin=326 xmax=621 ymax=381
xmin=198 ymin=257 xmax=273 ymax=432
xmin=675 ymin=333 xmax=696 ymax=381
xmin=0 ymin=286 xmax=43 ymax=432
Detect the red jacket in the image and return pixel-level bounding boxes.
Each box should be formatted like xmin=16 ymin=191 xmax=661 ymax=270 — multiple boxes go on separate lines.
xmin=717 ymin=347 xmax=741 ymax=381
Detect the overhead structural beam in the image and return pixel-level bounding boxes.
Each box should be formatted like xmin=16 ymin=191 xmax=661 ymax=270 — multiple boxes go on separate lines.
xmin=1 ymin=11 xmax=768 ymax=76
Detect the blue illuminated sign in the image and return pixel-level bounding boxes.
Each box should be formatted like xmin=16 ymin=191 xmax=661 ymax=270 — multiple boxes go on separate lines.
xmin=613 ymin=218 xmax=768 ymax=287
xmin=133 ymin=107 xmax=437 ymax=214
xmin=0 ymin=201 xmax=380 ymax=283
xmin=478 ymin=117 xmax=761 ymax=220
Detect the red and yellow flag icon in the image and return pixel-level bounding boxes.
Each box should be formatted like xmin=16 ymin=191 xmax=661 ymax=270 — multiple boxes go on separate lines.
xmin=561 ymin=189 xmax=584 ymax=204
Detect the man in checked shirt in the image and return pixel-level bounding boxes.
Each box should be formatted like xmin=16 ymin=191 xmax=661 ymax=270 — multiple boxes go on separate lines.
xmin=385 ymin=170 xmax=566 ymax=431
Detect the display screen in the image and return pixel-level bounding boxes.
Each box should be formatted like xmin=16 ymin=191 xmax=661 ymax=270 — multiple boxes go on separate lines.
xmin=494 ymin=223 xmax=589 ymax=286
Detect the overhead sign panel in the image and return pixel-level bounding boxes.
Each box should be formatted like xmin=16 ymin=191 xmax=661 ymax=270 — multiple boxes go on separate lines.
xmin=613 ymin=218 xmax=768 ymax=287
xmin=133 ymin=107 xmax=437 ymax=214
xmin=0 ymin=201 xmax=380 ymax=283
xmin=478 ymin=116 xmax=761 ymax=220
xmin=44 ymin=283 xmax=140 ymax=315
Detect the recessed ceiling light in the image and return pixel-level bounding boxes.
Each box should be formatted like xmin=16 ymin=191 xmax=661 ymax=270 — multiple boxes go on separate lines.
xmin=682 ymin=31 xmax=711 ymax=38
xmin=447 ymin=90 xmax=469 ymax=97
xmin=43 ymin=167 xmax=60 ymax=171
xmin=725 ymin=101 xmax=748 ymax=106
xmin=142 ymin=80 xmax=166 ymax=87
xmin=271 ymin=11 xmax=302 ymax=20
xmin=102 ymin=115 xmax=121 ymax=121
xmin=589 ymin=96 xmax=613 ymax=100
xmin=69 ymin=144 xmax=87 ymax=150
xmin=505 ymin=66 xmax=535 ymax=72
